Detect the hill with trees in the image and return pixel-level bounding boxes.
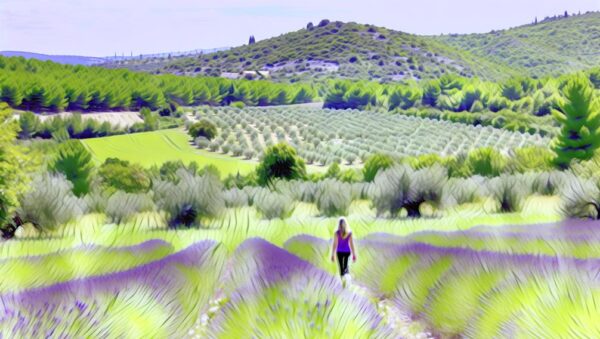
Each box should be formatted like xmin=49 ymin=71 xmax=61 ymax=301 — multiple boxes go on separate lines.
xmin=103 ymin=20 xmax=517 ymax=82
xmin=432 ymin=11 xmax=600 ymax=78
xmin=104 ymin=13 xmax=600 ymax=82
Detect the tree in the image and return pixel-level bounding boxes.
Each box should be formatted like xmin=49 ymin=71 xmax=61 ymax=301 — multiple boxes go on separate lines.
xmin=49 ymin=140 xmax=94 ymax=197
xmin=306 ymin=22 xmax=314 ymax=31
xmin=256 ymin=143 xmax=306 ymax=186
xmin=98 ymin=158 xmax=151 ymax=193
xmin=249 ymin=35 xmax=256 ymax=44
xmin=140 ymin=107 xmax=159 ymax=131
xmin=18 ymin=111 xmax=40 ymax=139
xmin=551 ymin=76 xmax=600 ymax=169
xmin=0 ymin=103 xmax=30 ymax=230
xmin=363 ymin=153 xmax=394 ymax=182
xmin=188 ymin=119 xmax=217 ymax=140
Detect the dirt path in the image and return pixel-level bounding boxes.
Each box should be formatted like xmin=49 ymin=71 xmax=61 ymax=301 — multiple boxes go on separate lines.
xmin=185 ymin=256 xmax=435 ymax=338
xmin=347 ymin=277 xmax=435 ymax=339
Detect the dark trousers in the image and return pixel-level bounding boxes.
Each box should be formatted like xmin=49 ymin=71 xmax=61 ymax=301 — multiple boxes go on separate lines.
xmin=336 ymin=251 xmax=351 ymax=276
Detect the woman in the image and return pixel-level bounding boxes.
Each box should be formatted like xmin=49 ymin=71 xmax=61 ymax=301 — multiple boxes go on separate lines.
xmin=330 ymin=217 xmax=357 ymax=280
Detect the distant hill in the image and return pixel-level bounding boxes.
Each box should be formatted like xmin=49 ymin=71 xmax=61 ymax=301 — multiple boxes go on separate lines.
xmin=0 ymin=51 xmax=106 ymax=66
xmin=432 ymin=11 xmax=600 ymax=78
xmin=103 ymin=21 xmax=518 ymax=82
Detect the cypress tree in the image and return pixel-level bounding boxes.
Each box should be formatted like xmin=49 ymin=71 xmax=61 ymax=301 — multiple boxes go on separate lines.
xmin=551 ymin=75 xmax=600 ymax=168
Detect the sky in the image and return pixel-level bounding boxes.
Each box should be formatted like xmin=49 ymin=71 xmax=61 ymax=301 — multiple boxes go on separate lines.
xmin=1 ymin=0 xmax=599 ymax=56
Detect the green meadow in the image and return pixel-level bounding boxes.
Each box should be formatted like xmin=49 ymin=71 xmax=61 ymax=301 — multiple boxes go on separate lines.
xmin=82 ymin=129 xmax=256 ymax=176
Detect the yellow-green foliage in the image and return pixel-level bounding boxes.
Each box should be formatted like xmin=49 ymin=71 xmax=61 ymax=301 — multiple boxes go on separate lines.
xmin=0 ymin=241 xmax=173 ymax=293
xmin=0 ymin=103 xmax=30 ymax=224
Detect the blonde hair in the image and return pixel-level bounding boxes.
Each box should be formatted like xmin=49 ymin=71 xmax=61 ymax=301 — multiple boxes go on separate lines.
xmin=338 ymin=217 xmax=351 ymax=237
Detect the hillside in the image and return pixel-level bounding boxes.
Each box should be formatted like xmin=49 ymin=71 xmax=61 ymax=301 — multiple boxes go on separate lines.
xmin=432 ymin=11 xmax=600 ymax=78
xmin=103 ymin=21 xmax=517 ymax=82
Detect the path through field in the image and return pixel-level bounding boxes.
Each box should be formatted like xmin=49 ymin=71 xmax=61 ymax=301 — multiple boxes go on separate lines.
xmin=185 ymin=250 xmax=434 ymax=338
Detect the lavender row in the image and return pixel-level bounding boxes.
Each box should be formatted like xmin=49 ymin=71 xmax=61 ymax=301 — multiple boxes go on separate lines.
xmin=209 ymin=238 xmax=393 ymax=337
xmin=0 ymin=240 xmax=223 ymax=338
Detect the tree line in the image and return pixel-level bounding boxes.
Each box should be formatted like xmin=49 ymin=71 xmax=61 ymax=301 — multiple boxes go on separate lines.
xmin=0 ymin=56 xmax=317 ymax=112
xmin=323 ymin=70 xmax=600 ymax=134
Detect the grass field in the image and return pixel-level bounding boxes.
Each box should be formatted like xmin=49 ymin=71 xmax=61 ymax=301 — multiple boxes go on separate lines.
xmin=82 ymin=129 xmax=256 ymax=176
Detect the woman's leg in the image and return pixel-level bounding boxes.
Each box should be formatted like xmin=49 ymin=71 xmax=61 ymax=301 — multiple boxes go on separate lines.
xmin=341 ymin=253 xmax=349 ymax=275
xmin=337 ymin=252 xmax=345 ymax=277
xmin=337 ymin=252 xmax=350 ymax=276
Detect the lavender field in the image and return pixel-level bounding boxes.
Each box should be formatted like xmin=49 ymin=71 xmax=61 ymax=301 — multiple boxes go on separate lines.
xmin=2 ymin=201 xmax=600 ymax=338
xmin=4 ymin=0 xmax=600 ymax=337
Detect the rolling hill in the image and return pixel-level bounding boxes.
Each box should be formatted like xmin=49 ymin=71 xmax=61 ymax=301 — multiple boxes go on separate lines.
xmin=104 ymin=12 xmax=600 ymax=82
xmin=432 ymin=11 xmax=600 ymax=78
xmin=103 ymin=21 xmax=518 ymax=82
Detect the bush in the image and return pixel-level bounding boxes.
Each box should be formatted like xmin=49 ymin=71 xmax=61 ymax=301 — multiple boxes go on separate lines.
xmin=188 ymin=119 xmax=218 ymax=140
xmin=256 ymin=143 xmax=307 ymax=186
xmin=49 ymin=140 xmax=94 ymax=197
xmin=315 ymin=179 xmax=352 ymax=217
xmin=18 ymin=173 xmax=86 ymax=231
xmin=442 ymin=177 xmax=484 ymax=206
xmin=195 ymin=136 xmax=210 ymax=149
xmin=156 ymin=160 xmax=198 ymax=183
xmin=98 ymin=158 xmax=151 ymax=193
xmin=464 ymin=147 xmax=508 ymax=177
xmin=254 ymin=190 xmax=295 ymax=219
xmin=509 ymin=147 xmax=553 ymax=173
xmin=363 ymin=153 xmax=394 ymax=182
xmin=223 ymin=188 xmax=249 ymax=208
xmin=558 ymin=174 xmax=600 ymax=219
xmin=105 ymin=191 xmax=155 ymax=224
xmin=370 ymin=165 xmax=447 ymax=218
xmin=485 ymin=174 xmax=532 ymax=212
xmin=153 ymin=169 xmax=225 ymax=227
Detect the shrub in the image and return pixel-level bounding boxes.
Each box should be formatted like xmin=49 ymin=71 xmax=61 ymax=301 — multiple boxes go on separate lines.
xmin=363 ymin=153 xmax=394 ymax=182
xmin=315 ymin=179 xmax=352 ymax=217
xmin=243 ymin=149 xmax=255 ymax=160
xmin=223 ymin=188 xmax=249 ymax=208
xmin=558 ymin=174 xmax=600 ymax=219
xmin=485 ymin=174 xmax=532 ymax=212
xmin=105 ymin=191 xmax=155 ymax=224
xmin=325 ymin=162 xmax=341 ymax=179
xmin=157 ymin=160 xmax=198 ymax=183
xmin=195 ymin=136 xmax=210 ymax=149
xmin=98 ymin=158 xmax=151 ymax=193
xmin=49 ymin=140 xmax=94 ymax=197
xmin=254 ymin=190 xmax=295 ymax=219
xmin=256 ymin=143 xmax=307 ymax=186
xmin=370 ymin=165 xmax=447 ymax=218
xmin=188 ymin=119 xmax=218 ymax=140
xmin=18 ymin=173 xmax=86 ymax=231
xmin=442 ymin=177 xmax=484 ymax=206
xmin=464 ymin=147 xmax=508 ymax=177
xmin=153 ymin=169 xmax=225 ymax=227
xmin=509 ymin=147 xmax=553 ymax=173
xmin=530 ymin=171 xmax=567 ymax=195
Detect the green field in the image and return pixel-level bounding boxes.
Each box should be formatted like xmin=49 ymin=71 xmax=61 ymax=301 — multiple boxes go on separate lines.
xmin=82 ymin=129 xmax=256 ymax=176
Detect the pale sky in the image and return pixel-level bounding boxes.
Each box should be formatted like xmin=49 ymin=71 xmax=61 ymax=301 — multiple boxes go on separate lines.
xmin=1 ymin=0 xmax=599 ymax=56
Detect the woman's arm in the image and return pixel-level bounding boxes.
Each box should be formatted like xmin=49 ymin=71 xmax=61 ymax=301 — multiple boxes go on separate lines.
xmin=331 ymin=233 xmax=338 ymax=261
xmin=349 ymin=234 xmax=357 ymax=262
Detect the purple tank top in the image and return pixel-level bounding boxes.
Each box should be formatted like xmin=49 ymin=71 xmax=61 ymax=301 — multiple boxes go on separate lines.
xmin=336 ymin=230 xmax=351 ymax=252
